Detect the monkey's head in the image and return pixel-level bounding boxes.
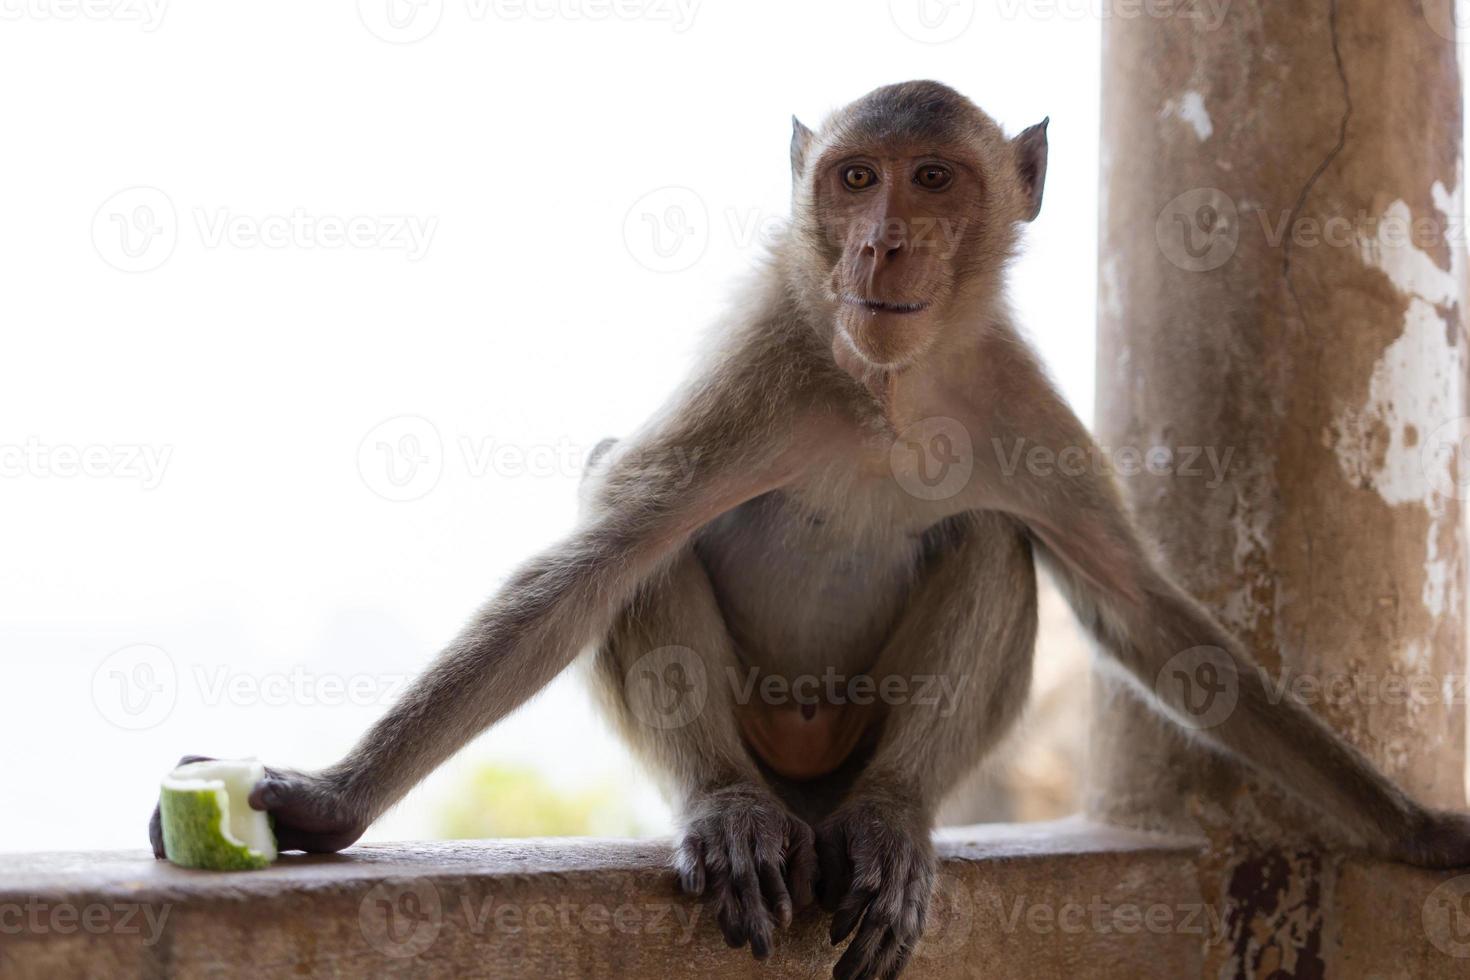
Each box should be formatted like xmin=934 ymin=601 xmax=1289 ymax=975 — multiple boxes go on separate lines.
xmin=786 ymin=81 xmax=1048 ymax=370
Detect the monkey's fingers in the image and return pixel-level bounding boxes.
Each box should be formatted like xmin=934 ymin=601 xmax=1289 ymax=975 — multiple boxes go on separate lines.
xmin=850 ymin=868 xmax=929 ymax=980
xmin=706 ymin=840 xmax=757 ymax=953
xmin=816 ymin=821 xmax=851 ymax=913
xmin=245 ymin=770 xmax=366 ymax=854
xmin=829 ymin=885 xmax=875 ymax=946
xmin=757 ymin=858 xmax=793 ymax=930
xmin=784 ymin=818 xmax=818 ymax=912
xmin=727 ymin=840 xmax=775 ymax=959
xmin=833 ymin=913 xmax=892 ymax=980
xmin=148 ymin=805 xmax=165 ymax=859
xmin=674 ymin=833 xmax=707 ymax=896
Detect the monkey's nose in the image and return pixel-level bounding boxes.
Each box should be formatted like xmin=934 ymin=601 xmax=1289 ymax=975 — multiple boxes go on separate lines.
xmin=861 ymin=239 xmax=904 ymax=266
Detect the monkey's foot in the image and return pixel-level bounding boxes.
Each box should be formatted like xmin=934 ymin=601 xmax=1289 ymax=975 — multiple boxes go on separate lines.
xmin=817 ymin=796 xmax=935 ymax=980
xmin=1393 ymin=808 xmax=1470 ymax=869
xmin=149 ymin=756 xmax=367 ymax=858
xmin=674 ymin=784 xmax=817 ymax=959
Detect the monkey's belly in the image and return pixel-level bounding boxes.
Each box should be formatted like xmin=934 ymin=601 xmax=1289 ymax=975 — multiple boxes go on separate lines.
xmin=736 ymin=700 xmax=878 ymax=781
xmin=697 ymin=492 xmax=925 ymax=675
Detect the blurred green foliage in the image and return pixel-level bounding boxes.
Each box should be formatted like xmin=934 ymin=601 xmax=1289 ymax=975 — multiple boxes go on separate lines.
xmin=437 ymin=763 xmax=651 ymax=839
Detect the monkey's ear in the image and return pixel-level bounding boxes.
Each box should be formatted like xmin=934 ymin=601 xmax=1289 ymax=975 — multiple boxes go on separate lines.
xmin=1013 ymin=117 xmax=1049 ymax=222
xmin=790 ymin=116 xmax=815 ymax=183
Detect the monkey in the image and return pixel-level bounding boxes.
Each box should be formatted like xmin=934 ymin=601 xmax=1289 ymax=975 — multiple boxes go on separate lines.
xmin=151 ymin=81 xmax=1470 ymax=980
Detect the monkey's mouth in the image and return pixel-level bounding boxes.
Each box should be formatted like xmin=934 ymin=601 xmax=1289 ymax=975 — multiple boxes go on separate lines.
xmin=839 ymin=294 xmax=930 ymax=315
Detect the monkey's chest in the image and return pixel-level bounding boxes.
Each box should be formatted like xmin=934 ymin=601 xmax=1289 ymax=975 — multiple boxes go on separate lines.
xmin=694 ymin=491 xmax=925 ymax=676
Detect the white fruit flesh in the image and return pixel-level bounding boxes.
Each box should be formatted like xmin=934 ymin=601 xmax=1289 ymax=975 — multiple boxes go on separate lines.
xmin=160 ymin=759 xmax=277 ymax=867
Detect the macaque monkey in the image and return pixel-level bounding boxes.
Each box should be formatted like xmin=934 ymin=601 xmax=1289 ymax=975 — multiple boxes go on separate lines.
xmin=151 ymin=82 xmax=1470 ymax=980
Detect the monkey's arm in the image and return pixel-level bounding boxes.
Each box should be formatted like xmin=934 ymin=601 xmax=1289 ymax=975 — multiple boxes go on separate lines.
xmin=152 ymin=382 xmax=813 ymax=855
xmin=975 ymin=381 xmax=1470 ymax=867
xmin=816 ymin=512 xmax=1037 ymax=980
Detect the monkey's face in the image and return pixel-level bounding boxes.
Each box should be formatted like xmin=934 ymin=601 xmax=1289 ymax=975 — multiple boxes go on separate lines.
xmin=789 ymin=83 xmax=1049 ymax=372
xmin=813 ymin=145 xmax=986 ymax=368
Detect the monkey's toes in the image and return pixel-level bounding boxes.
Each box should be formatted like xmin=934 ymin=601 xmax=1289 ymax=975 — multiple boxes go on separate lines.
xmin=676 ymin=786 xmax=815 ymax=959
xmin=817 ymin=800 xmax=935 ymax=980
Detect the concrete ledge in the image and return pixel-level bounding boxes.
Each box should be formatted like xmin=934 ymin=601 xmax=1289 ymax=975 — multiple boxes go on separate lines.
xmin=3 ymin=818 xmax=1468 ymax=978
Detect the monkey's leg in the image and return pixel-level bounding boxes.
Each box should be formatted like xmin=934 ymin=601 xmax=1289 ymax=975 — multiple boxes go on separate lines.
xmin=817 ymin=513 xmax=1038 ymax=980
xmin=588 ymin=544 xmax=817 ymax=961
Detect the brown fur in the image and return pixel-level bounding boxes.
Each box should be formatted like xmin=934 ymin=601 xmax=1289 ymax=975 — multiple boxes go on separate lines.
xmin=151 ymin=81 xmax=1470 ymax=980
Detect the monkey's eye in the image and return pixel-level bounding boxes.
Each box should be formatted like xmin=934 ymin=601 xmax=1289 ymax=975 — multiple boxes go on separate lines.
xmin=842 ymin=165 xmax=878 ymax=191
xmin=914 ymin=164 xmax=953 ymax=191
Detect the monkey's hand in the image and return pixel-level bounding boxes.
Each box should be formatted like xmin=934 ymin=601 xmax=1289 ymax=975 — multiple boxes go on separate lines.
xmin=817 ymin=794 xmax=935 ymax=980
xmin=1391 ymin=809 xmax=1470 ymax=869
xmin=148 ymin=756 xmax=367 ymax=858
xmin=674 ymin=783 xmax=817 ymax=960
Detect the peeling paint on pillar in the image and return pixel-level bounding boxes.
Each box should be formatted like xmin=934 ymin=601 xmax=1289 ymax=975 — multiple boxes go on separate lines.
xmin=1217 ymin=847 xmax=1330 ymax=980
xmin=1093 ymin=0 xmax=1468 ymax=973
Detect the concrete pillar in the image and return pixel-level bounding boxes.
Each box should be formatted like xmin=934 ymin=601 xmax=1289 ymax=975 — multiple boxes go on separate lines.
xmin=1091 ymin=0 xmax=1468 ymax=856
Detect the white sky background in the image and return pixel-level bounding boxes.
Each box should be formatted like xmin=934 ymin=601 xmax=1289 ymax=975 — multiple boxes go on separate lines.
xmin=0 ymin=1 xmax=1447 ymax=852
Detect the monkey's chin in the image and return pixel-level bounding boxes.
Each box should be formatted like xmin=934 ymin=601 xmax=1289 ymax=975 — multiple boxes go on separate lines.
xmin=835 ymin=310 xmax=937 ymax=371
